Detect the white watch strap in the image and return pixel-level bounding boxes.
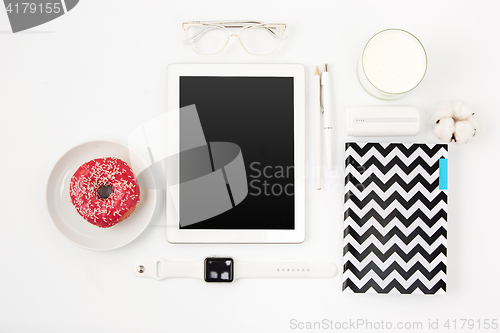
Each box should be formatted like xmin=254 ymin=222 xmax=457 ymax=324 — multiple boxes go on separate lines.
xmin=235 ymin=262 xmax=337 ymax=279
xmin=134 ymin=259 xmax=204 ymax=280
xmin=134 ymin=259 xmax=337 ymax=280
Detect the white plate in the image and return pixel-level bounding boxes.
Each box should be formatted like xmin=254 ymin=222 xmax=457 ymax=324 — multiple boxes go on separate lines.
xmin=46 ymin=141 xmax=156 ymax=251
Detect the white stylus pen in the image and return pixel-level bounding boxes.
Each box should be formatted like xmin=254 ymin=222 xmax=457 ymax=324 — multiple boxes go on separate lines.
xmin=314 ymin=67 xmax=322 ymax=190
xmin=321 ymin=64 xmax=333 ymax=170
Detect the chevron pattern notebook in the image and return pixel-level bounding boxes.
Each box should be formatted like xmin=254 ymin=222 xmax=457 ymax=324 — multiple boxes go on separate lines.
xmin=342 ymin=143 xmax=448 ymax=294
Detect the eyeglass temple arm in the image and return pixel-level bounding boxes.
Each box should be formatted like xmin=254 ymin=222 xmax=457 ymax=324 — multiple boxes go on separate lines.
xmin=184 ymin=24 xmax=283 ymax=44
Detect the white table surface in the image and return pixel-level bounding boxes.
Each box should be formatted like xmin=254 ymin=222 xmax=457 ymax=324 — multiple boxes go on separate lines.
xmin=1 ymin=1 xmax=499 ymax=332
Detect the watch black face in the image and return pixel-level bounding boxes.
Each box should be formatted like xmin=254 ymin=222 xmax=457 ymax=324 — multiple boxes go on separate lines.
xmin=204 ymin=258 xmax=234 ymax=283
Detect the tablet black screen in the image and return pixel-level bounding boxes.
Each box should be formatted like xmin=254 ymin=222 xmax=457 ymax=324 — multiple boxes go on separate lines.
xmin=179 ymin=76 xmax=295 ymax=229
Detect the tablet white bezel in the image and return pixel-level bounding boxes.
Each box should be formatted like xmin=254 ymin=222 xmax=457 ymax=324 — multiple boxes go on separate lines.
xmin=166 ymin=63 xmax=305 ymax=243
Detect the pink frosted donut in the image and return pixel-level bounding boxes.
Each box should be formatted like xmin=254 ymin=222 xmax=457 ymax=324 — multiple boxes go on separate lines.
xmin=69 ymin=157 xmax=140 ymax=228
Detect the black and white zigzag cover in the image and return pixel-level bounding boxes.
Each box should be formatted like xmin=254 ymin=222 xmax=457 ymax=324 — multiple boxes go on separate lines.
xmin=343 ymin=143 xmax=448 ymax=294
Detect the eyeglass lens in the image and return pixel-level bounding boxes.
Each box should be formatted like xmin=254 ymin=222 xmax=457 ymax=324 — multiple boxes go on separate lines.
xmin=239 ymin=26 xmax=281 ymax=55
xmin=187 ymin=26 xmax=229 ymax=55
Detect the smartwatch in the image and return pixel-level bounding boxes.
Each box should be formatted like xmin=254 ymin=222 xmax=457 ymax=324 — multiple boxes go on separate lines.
xmin=134 ymin=256 xmax=337 ymax=282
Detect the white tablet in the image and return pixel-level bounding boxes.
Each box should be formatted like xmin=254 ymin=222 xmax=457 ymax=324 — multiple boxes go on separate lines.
xmin=166 ymin=64 xmax=305 ymax=243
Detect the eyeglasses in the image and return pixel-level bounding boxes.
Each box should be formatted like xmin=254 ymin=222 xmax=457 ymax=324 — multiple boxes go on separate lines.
xmin=182 ymin=21 xmax=286 ymax=56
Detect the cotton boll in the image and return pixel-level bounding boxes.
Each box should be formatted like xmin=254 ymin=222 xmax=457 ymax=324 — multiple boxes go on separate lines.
xmin=466 ymin=114 xmax=483 ymax=136
xmin=431 ymin=102 xmax=454 ymax=123
xmin=454 ymin=120 xmax=475 ymax=144
xmin=452 ymin=101 xmax=473 ymax=120
xmin=432 ymin=101 xmax=481 ymax=144
xmin=433 ymin=117 xmax=455 ymax=142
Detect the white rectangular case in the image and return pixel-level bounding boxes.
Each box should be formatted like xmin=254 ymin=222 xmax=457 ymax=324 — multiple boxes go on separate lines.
xmin=346 ymin=105 xmax=420 ymax=137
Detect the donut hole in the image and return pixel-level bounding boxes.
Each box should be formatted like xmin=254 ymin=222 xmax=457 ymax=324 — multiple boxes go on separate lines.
xmin=98 ymin=185 xmax=113 ymax=200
